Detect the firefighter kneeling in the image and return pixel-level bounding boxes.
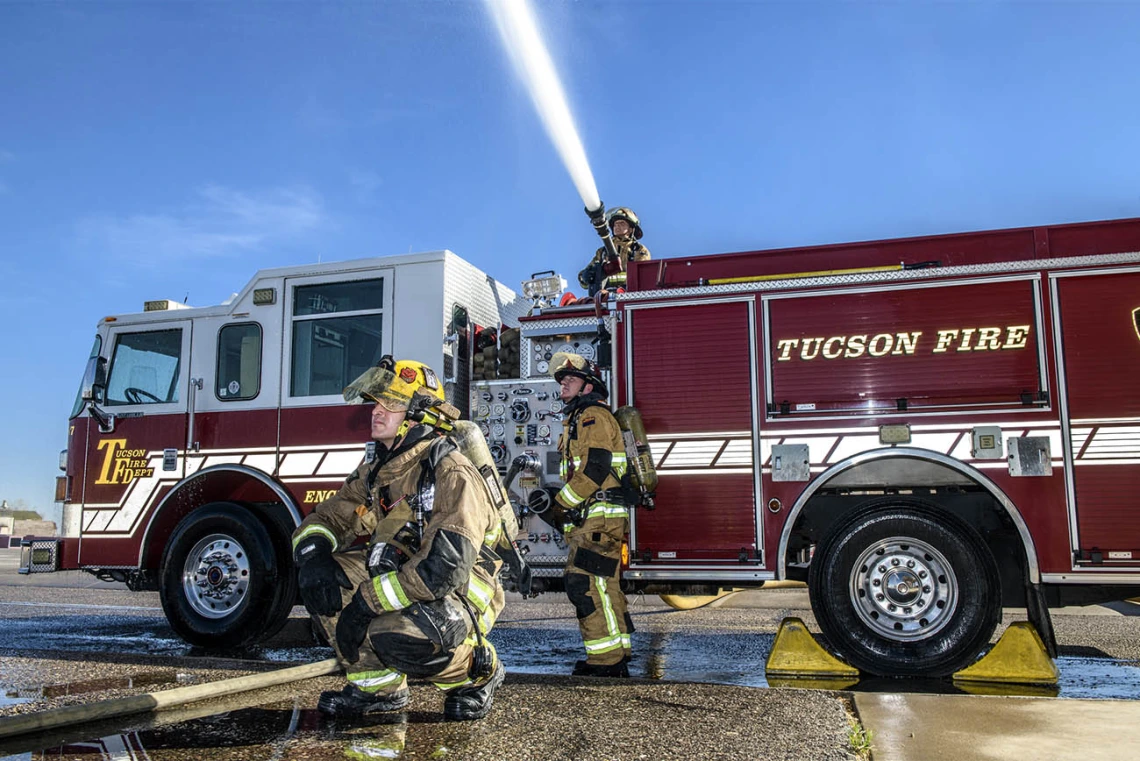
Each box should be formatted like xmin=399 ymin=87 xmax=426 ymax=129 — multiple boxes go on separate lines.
xmin=531 ymin=352 xmax=634 ymax=677
xmin=292 ymin=356 xmax=506 ymax=721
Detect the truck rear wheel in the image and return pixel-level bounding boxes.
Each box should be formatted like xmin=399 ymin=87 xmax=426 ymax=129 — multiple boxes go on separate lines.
xmin=159 ymin=502 xmax=296 ymax=649
xmin=808 ymin=499 xmax=1001 ymax=677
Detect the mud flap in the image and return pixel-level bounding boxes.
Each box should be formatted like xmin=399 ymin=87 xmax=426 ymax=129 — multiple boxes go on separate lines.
xmin=1025 ymin=581 xmax=1058 ymax=659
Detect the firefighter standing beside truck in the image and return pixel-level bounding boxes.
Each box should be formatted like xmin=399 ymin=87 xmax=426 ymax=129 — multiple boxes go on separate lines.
xmin=536 ymin=352 xmax=634 ymax=677
xmin=291 ymin=356 xmax=506 ymax=721
xmin=579 ymin=207 xmax=651 ymax=296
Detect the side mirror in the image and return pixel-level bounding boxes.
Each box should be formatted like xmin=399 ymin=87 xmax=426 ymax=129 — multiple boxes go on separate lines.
xmin=81 ymin=356 xmax=107 ymax=403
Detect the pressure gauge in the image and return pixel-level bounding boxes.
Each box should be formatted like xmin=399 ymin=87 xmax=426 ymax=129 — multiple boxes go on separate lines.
xmin=537 ymin=424 xmax=551 ymax=438
xmin=478 ymin=422 xmax=491 ymax=437
xmin=555 ymin=343 xmax=574 ymax=356
xmin=491 ymin=423 xmax=506 ymax=438
xmin=550 ymin=400 xmax=564 ymax=413
xmin=577 ymin=343 xmax=596 ymax=360
xmin=476 ymin=403 xmax=490 ymax=418
xmin=492 ymin=403 xmax=506 ymax=416
xmin=536 ymin=360 xmax=549 ymax=374
xmin=544 ymin=343 xmax=553 ymax=352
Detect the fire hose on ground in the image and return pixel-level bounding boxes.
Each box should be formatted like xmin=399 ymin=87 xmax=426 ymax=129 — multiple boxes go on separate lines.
xmin=0 ymin=657 xmax=340 ymax=740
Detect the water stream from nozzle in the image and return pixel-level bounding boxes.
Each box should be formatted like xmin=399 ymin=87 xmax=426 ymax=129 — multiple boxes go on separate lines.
xmin=485 ymin=0 xmax=602 ymax=212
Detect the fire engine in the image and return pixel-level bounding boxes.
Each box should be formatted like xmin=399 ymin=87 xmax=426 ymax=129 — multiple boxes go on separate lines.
xmin=26 ymin=216 xmax=1140 ymax=677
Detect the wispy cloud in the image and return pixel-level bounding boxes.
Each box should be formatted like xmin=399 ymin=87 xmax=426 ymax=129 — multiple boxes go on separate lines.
xmin=348 ymin=168 xmax=382 ymax=203
xmin=77 ymin=184 xmax=326 ymax=265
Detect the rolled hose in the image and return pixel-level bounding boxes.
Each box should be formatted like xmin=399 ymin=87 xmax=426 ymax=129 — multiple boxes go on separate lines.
xmin=0 ymin=657 xmax=339 ymax=740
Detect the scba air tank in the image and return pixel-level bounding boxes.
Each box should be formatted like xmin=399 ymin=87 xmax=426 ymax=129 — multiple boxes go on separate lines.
xmin=615 ymin=406 xmax=658 ymax=495
xmin=448 ymin=420 xmax=521 ymax=540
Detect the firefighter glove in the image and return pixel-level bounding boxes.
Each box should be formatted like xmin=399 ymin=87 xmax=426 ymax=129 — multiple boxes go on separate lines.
xmin=294 ymin=536 xmax=353 ymax=618
xmin=335 ymin=588 xmax=377 ymax=663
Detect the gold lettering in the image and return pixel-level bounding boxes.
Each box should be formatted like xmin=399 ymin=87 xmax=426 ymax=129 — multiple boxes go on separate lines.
xmin=892 ymin=331 xmax=922 ymax=355
xmin=95 ymin=439 xmax=127 ymax=484
xmin=933 ymin=329 xmax=959 ymax=353
xmin=975 ymin=327 xmax=1003 ymax=351
xmin=304 ymin=490 xmax=337 ymax=504
xmin=868 ymin=333 xmax=893 ymax=357
xmin=844 ymin=335 xmax=867 ymax=358
xmin=800 ymin=337 xmax=823 ymax=360
xmin=1003 ymin=325 xmax=1030 ymax=349
xmin=822 ymin=336 xmax=846 ymax=359
xmin=112 ymin=458 xmax=134 ymax=484
xmin=957 ymin=327 xmax=976 ymax=351
xmin=775 ymin=339 xmax=799 ymax=361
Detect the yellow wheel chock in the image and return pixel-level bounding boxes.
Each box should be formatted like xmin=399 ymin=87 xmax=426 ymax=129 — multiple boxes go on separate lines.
xmin=765 ymin=617 xmax=860 ymax=680
xmin=952 ymin=621 xmax=1058 ymax=685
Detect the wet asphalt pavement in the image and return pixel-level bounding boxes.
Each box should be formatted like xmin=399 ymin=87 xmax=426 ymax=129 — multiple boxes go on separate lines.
xmin=2 ymin=551 xmax=1140 ymax=759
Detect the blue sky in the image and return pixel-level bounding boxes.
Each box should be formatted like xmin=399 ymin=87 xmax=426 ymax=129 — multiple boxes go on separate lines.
xmin=2 ymin=0 xmax=1139 ymax=523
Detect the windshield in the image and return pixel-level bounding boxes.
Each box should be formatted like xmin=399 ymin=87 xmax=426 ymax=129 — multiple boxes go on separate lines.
xmin=69 ymin=335 xmax=103 ymax=420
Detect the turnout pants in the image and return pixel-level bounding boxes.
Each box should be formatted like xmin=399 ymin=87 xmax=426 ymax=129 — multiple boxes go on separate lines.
xmin=564 ymin=514 xmax=633 ymax=666
xmin=313 ymin=550 xmax=499 ymax=696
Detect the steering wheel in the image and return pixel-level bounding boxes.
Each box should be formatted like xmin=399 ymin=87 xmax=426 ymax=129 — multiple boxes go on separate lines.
xmin=124 ymin=387 xmax=162 ymax=404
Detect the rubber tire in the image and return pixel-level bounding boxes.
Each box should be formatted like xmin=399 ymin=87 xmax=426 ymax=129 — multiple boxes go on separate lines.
xmin=808 ymin=499 xmax=1001 ymax=677
xmin=159 ymin=502 xmax=296 ymax=649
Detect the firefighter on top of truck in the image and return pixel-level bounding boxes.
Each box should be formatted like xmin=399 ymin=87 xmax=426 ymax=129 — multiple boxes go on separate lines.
xmin=578 ymin=207 xmax=651 ymax=296
xmin=291 ymin=356 xmax=507 ymax=721
xmin=533 ymin=352 xmax=634 ymax=677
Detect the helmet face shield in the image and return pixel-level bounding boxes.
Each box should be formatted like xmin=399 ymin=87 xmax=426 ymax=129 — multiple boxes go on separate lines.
xmin=342 ymin=367 xmax=412 ymax=410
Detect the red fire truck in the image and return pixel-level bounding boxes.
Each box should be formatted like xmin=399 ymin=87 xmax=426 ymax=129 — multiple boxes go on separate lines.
xmin=28 ymin=217 xmax=1140 ymax=677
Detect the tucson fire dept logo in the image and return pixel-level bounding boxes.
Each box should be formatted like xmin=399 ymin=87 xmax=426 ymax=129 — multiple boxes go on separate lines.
xmin=774 ymin=325 xmax=1031 ymax=362
xmin=94 ymin=439 xmax=155 ymax=485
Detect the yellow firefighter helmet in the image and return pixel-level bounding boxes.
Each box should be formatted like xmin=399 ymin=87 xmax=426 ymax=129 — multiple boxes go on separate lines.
xmin=550 ymin=352 xmax=608 ymax=397
xmin=343 ymin=356 xmax=457 ymax=435
xmin=605 ymin=207 xmax=643 ymax=240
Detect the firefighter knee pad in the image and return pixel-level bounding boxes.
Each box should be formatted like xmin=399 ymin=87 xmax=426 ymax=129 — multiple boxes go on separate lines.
xmin=565 ymin=573 xmax=596 ymax=619
xmin=571 ymin=546 xmax=619 ymax=578
xmin=370 ymin=599 xmax=469 ymax=678
xmin=371 ymin=630 xmax=451 ymax=678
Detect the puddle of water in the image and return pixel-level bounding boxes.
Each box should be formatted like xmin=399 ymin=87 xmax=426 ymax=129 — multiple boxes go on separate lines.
xmin=4 ymin=670 xmax=183 ymax=701
xmin=493 ymin=627 xmax=1140 ymax=700
xmin=0 ymin=703 xmax=435 ymax=761
xmin=1055 ymin=655 xmax=1140 ymax=700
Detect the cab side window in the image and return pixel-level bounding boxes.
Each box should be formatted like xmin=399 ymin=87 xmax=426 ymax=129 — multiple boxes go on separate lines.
xmin=216 ymin=323 xmax=262 ymax=401
xmin=105 ymin=329 xmax=182 ymax=405
xmin=290 ymin=278 xmax=384 ymax=397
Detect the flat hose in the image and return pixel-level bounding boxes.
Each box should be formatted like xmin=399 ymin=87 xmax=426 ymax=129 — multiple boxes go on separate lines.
xmin=0 ymin=657 xmax=339 ymax=740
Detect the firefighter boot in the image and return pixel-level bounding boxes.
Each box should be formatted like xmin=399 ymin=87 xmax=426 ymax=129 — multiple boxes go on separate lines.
xmin=443 ymin=661 xmax=505 ymax=721
xmin=318 ymin=684 xmax=410 ymax=717
xmin=572 ymin=657 xmax=630 ymax=678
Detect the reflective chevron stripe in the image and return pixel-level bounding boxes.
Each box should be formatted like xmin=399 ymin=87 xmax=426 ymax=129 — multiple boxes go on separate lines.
xmin=372 ymin=571 xmax=412 ymax=611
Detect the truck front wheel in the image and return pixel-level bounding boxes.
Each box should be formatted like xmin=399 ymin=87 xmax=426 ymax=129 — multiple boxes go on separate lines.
xmin=808 ymin=500 xmax=1001 ymax=677
xmin=159 ymin=502 xmax=296 ymax=649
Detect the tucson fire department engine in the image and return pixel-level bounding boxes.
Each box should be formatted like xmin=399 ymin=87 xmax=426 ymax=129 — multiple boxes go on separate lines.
xmin=26 ymin=216 xmax=1140 ymax=677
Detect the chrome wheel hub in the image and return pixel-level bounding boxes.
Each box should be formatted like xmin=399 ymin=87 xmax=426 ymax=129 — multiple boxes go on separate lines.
xmin=849 ymin=536 xmax=957 ymax=641
xmin=182 ymin=533 xmax=250 ymax=620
